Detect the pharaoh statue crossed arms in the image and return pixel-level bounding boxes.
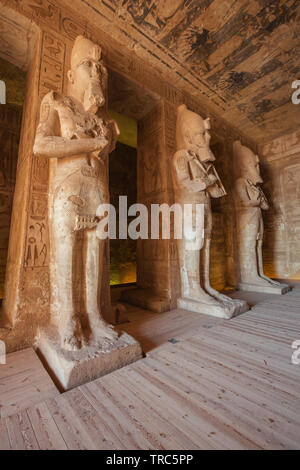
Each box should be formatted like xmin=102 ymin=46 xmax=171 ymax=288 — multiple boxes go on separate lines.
xmin=233 ymin=141 xmax=289 ymax=293
xmin=34 ymin=36 xmax=120 ymax=351
xmin=172 ymin=105 xmax=247 ymax=318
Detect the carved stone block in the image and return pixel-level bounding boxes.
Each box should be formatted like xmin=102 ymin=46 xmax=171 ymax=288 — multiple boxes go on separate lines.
xmin=37 ymin=326 xmax=143 ymax=391
xmin=238 ymin=282 xmax=290 ymax=295
xmin=178 ymin=297 xmax=248 ymax=318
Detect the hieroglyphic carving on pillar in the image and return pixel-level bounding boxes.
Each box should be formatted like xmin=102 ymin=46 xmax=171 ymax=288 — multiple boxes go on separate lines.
xmin=39 ymin=31 xmax=66 ymax=98
xmin=25 ymin=193 xmax=49 ymax=267
xmin=25 ymin=219 xmax=48 ymax=267
xmin=138 ymin=104 xmax=162 ymax=141
xmin=164 ymin=102 xmax=176 ymax=155
xmin=24 ymin=31 xmax=66 ymax=269
xmin=21 ymin=267 xmax=50 ymax=316
xmin=163 ymin=83 xmax=184 ymax=108
xmin=139 ymin=133 xmax=164 ymax=198
xmin=37 ymin=31 xmax=65 ymax=184
xmin=32 ymin=148 xmax=49 ymax=191
xmin=163 ymin=102 xmax=177 ymax=198
xmin=126 ymin=57 xmax=163 ymax=98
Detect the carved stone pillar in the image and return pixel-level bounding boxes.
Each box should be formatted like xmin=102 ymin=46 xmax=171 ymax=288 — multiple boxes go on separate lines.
xmin=121 ymin=102 xmax=177 ymax=312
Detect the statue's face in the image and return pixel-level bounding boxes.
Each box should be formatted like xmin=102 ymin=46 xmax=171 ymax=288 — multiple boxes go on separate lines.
xmin=70 ymin=56 xmax=106 ymax=112
xmin=248 ymin=154 xmax=263 ymax=184
xmin=75 ymin=57 xmax=102 ymax=82
xmin=241 ymin=147 xmax=263 ymax=183
xmin=188 ymin=126 xmax=215 ymax=163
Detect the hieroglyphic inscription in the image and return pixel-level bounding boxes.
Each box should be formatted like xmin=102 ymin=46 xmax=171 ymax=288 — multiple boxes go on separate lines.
xmin=25 ymin=30 xmax=65 ymax=269
xmin=25 ymin=193 xmax=49 ymax=267
xmin=140 ymin=134 xmax=163 ymax=197
xmin=39 ymin=31 xmax=66 ymax=98
xmin=61 ymin=16 xmax=86 ymax=41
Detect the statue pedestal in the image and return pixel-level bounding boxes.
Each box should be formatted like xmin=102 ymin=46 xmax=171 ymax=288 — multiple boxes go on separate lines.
xmin=177 ymin=297 xmax=248 ymax=319
xmin=238 ymin=282 xmax=290 ymax=295
xmin=37 ymin=327 xmax=143 ymax=391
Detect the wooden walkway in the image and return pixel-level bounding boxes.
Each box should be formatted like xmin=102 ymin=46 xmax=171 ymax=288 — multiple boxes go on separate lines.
xmin=0 ymin=348 xmax=59 ymax=420
xmin=0 ymin=290 xmax=299 ymax=449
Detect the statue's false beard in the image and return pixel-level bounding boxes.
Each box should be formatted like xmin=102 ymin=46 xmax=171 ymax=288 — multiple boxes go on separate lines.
xmin=251 ymin=175 xmax=263 ymax=185
xmin=83 ymin=80 xmax=105 ymax=114
xmin=193 ymin=146 xmax=215 ymax=163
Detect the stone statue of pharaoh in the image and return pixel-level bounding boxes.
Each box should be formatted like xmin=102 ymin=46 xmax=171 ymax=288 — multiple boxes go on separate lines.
xmin=172 ymin=105 xmax=247 ymax=318
xmin=233 ymin=141 xmax=289 ymax=292
xmin=34 ymin=36 xmax=120 ymax=350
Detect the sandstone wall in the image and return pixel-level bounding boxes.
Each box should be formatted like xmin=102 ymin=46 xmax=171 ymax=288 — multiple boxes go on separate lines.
xmin=259 ymin=130 xmax=300 ymax=281
xmin=0 ymin=106 xmax=22 ymax=298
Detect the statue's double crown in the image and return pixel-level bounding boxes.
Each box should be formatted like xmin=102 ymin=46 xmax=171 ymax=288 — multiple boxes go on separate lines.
xmin=71 ymin=35 xmax=102 ymax=70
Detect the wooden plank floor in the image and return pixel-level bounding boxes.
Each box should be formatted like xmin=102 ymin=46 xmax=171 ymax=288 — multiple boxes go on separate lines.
xmin=0 ymin=348 xmax=59 ymax=420
xmin=117 ymin=303 xmax=222 ymax=353
xmin=0 ymin=290 xmax=299 ymax=450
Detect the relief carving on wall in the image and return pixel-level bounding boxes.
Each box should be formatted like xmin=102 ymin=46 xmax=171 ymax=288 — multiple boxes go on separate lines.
xmin=140 ymin=138 xmax=163 ymax=197
xmin=11 ymin=0 xmax=60 ymax=28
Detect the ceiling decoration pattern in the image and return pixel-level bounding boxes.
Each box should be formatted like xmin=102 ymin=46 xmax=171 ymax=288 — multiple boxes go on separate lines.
xmin=80 ymin=0 xmax=300 ymax=142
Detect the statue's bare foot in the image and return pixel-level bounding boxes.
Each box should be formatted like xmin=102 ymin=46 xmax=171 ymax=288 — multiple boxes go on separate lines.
xmin=91 ymin=321 xmax=119 ymax=343
xmin=261 ymin=276 xmax=283 ymax=287
xmin=203 ymin=285 xmax=246 ymax=317
xmin=187 ymin=288 xmax=221 ymax=306
xmin=269 ymin=280 xmax=282 ymax=286
xmin=243 ymin=276 xmax=273 ymax=287
xmin=62 ymin=334 xmax=82 ymax=351
xmin=204 ymin=284 xmax=233 ymax=303
xmin=213 ymin=292 xmax=245 ymax=310
xmin=60 ymin=318 xmax=84 ymax=351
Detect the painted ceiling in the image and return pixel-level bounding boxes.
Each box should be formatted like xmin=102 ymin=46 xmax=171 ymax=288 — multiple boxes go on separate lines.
xmin=62 ymin=0 xmax=300 ymax=143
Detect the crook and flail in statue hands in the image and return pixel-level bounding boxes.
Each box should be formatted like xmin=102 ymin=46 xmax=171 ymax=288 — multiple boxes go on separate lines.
xmin=34 ymin=36 xmax=120 ymax=351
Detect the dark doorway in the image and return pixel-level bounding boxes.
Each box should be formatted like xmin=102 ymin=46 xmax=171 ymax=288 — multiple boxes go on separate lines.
xmin=107 ymin=68 xmax=160 ymax=292
xmin=109 ymin=139 xmax=137 ymax=286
